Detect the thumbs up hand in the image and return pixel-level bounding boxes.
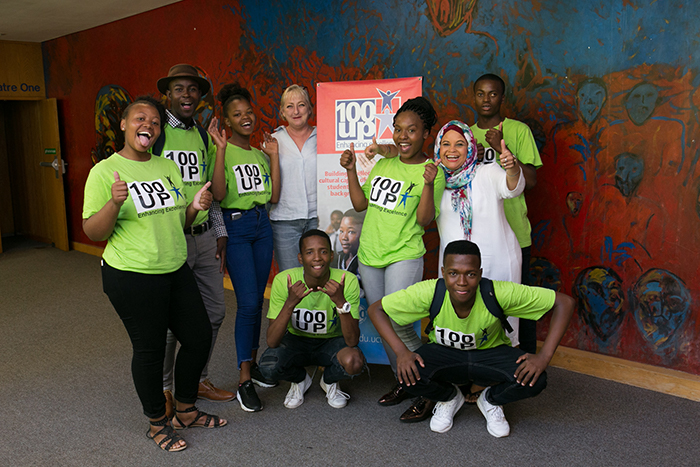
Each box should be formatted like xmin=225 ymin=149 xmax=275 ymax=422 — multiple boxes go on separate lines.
xmin=111 ymin=171 xmax=129 ymax=207
xmin=193 ymin=181 xmax=213 ymax=211
xmin=423 ymin=158 xmax=441 ymax=185
xmin=485 ymin=121 xmax=504 ymax=154
xmin=340 ymin=143 xmax=357 ymax=171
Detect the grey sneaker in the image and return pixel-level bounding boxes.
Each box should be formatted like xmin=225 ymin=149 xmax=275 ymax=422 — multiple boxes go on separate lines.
xmin=476 ymin=387 xmax=510 ymax=438
xmin=320 ymin=379 xmax=350 ymax=408
xmin=284 ymin=373 xmax=312 ymax=409
xmin=429 ymin=385 xmax=464 ymax=433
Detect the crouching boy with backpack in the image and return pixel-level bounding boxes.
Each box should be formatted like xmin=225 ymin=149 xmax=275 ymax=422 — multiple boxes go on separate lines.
xmin=368 ymin=240 xmax=574 ymax=436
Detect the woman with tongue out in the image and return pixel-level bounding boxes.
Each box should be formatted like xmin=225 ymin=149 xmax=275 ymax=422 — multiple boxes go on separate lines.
xmin=339 ymin=96 xmax=446 ymax=421
xmin=208 ymin=83 xmax=281 ymax=413
xmin=82 ymin=96 xmax=226 ymax=453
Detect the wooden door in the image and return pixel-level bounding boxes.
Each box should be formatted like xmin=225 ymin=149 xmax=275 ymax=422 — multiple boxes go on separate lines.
xmin=4 ymin=99 xmax=69 ymax=251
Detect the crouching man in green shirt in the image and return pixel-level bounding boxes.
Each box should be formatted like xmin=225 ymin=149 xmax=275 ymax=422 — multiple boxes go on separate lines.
xmin=259 ymin=229 xmax=365 ymax=409
xmin=369 ymin=240 xmax=574 ymax=436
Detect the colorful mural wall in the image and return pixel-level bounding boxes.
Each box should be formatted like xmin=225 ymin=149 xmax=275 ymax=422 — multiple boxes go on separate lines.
xmin=42 ymin=0 xmax=700 ymax=375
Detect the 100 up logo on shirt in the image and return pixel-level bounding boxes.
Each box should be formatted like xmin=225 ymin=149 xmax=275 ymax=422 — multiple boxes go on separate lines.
xmin=164 ymin=150 xmax=201 ymax=182
xmin=435 ymin=326 xmax=477 ymax=350
xmin=292 ymin=308 xmax=329 ymax=334
xmin=233 ymin=164 xmax=265 ymax=194
xmin=369 ymin=176 xmax=405 ymax=211
xmin=128 ymin=179 xmax=176 ymax=214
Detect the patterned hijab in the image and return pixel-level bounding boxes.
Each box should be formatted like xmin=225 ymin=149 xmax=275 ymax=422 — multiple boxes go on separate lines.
xmin=433 ymin=120 xmax=478 ymax=239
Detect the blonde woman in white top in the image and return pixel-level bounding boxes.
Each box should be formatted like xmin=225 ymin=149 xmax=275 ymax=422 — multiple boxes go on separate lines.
xmin=269 ymin=85 xmax=319 ymax=271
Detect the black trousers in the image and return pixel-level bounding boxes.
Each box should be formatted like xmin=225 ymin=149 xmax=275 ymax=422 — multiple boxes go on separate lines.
xmin=102 ymin=261 xmax=212 ymax=418
xmin=519 ymin=246 xmax=538 ymax=354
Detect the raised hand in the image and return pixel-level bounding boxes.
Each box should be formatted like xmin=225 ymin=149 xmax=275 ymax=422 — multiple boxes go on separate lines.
xmin=364 ymin=137 xmax=380 ymax=160
xmin=485 ymin=121 xmax=504 ymax=154
xmin=261 ymin=132 xmax=279 ymax=159
xmin=499 ymin=139 xmax=518 ymax=171
xmin=322 ymin=273 xmax=346 ymax=308
xmin=207 ymin=117 xmax=227 ymax=149
xmin=111 ymin=171 xmax=128 ymax=207
xmin=423 ymin=158 xmax=440 ymax=185
xmin=193 ymin=181 xmax=213 ymax=211
xmin=286 ymin=274 xmax=312 ymax=308
xmin=340 ymin=143 xmax=357 ymax=170
xmin=476 ymin=143 xmax=485 ymax=162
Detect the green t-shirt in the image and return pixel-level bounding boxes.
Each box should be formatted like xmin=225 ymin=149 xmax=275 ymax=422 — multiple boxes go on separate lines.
xmin=82 ymin=153 xmax=188 ymax=274
xmin=382 ymin=279 xmax=555 ymax=350
xmin=208 ymin=142 xmax=271 ymax=210
xmin=358 ymin=156 xmax=445 ymax=268
xmin=153 ymin=124 xmax=215 ymax=226
xmin=470 ymin=118 xmax=542 ymax=248
xmin=267 ymin=267 xmax=361 ymax=339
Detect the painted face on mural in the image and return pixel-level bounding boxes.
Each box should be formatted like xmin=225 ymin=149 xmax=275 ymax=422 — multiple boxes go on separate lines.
xmin=577 ymin=80 xmax=606 ymax=125
xmin=632 ymin=269 xmax=690 ymax=350
xmin=225 ymin=98 xmax=256 ymax=138
xmin=281 ymin=90 xmax=312 ymax=131
xmin=528 ymin=257 xmax=562 ymax=292
xmin=614 ymin=152 xmax=644 ymax=197
xmin=167 ymin=78 xmax=202 ymax=123
xmin=625 ymin=82 xmax=659 ymax=125
xmin=439 ymin=130 xmax=469 ymax=170
xmin=393 ymin=110 xmax=428 ymax=160
xmin=566 ymin=192 xmax=584 ymax=216
xmin=338 ymin=216 xmax=361 ymax=256
xmin=473 ymin=79 xmax=504 ymax=119
xmin=574 ymin=267 xmax=625 ymax=342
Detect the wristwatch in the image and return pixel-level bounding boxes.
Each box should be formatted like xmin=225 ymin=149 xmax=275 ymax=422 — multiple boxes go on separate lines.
xmin=336 ymin=302 xmax=352 ymax=314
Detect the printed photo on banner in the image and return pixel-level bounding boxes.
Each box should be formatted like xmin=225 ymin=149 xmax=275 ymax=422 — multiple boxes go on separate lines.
xmin=316 ymin=77 xmax=422 ymax=364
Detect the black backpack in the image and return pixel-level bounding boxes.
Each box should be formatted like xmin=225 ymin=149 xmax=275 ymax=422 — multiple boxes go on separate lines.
xmin=151 ymin=125 xmax=209 ymax=156
xmin=424 ymin=278 xmax=513 ymax=334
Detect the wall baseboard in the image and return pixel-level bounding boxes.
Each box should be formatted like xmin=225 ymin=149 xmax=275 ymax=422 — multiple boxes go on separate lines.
xmin=70 ymin=241 xmax=700 ymax=400
xmin=545 ymin=343 xmax=700 ymax=402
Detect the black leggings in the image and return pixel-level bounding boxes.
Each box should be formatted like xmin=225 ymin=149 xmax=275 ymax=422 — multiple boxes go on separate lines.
xmin=102 ymin=261 xmax=212 ymax=418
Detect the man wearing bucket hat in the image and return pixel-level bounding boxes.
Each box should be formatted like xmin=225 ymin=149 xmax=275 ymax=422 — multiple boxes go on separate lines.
xmin=155 ymin=64 xmax=236 ymax=415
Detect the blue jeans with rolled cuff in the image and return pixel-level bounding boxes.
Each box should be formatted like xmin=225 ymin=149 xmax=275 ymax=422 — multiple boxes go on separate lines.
xmin=223 ymin=205 xmax=273 ymax=369
xmin=400 ymin=343 xmax=547 ymax=405
xmin=258 ymin=333 xmax=364 ymax=384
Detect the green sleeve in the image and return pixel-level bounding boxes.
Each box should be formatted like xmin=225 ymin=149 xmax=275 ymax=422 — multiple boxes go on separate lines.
xmin=381 ymin=279 xmax=436 ymax=326
xmin=267 ymin=271 xmax=290 ymax=320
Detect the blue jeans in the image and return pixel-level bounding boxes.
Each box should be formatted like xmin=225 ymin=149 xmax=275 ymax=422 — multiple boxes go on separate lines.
xmin=223 ymin=206 xmax=273 ymax=368
xmin=270 ymin=218 xmax=318 ymax=272
xmin=258 ymin=333 xmax=364 ymax=384
xmin=401 ymin=343 xmax=547 ymax=405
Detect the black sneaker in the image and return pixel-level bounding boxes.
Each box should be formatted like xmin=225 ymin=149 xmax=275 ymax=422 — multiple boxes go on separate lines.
xmin=236 ymin=380 xmax=262 ymax=412
xmin=251 ymin=363 xmax=278 ymax=388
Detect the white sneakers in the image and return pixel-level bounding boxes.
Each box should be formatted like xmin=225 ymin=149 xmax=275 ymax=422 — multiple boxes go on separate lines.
xmin=477 ymin=387 xmax=510 ymax=438
xmin=284 ymin=373 xmax=312 ymax=409
xmin=320 ymin=378 xmax=350 ymax=409
xmin=430 ymin=384 xmax=465 ymax=433
xmin=284 ymin=373 xmax=350 ymax=409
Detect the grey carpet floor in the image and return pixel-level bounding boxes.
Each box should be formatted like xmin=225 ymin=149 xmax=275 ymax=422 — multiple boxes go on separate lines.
xmin=1 ymin=245 xmax=699 ymax=466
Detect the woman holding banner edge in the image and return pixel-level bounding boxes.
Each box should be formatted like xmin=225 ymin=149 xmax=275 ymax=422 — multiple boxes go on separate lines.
xmin=339 ymin=96 xmax=445 ymax=422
